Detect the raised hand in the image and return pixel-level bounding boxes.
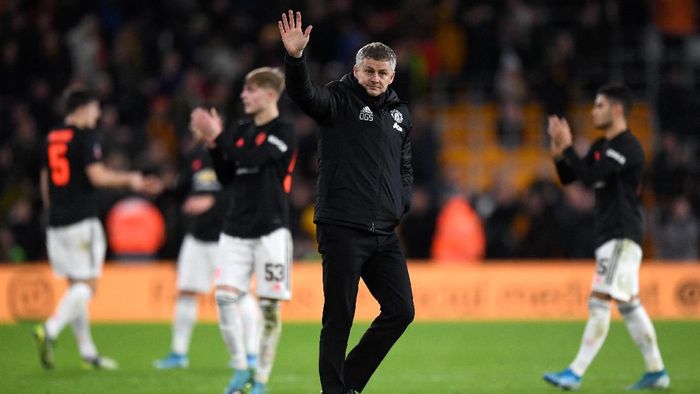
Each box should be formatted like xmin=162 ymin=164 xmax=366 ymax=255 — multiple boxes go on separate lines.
xmin=547 ymin=115 xmax=572 ymax=157
xmin=278 ymin=10 xmax=313 ymax=58
xmin=190 ymin=107 xmax=223 ymax=143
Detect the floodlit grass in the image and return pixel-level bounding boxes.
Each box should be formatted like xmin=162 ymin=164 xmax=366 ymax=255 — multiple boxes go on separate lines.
xmin=1 ymin=321 xmax=698 ymax=393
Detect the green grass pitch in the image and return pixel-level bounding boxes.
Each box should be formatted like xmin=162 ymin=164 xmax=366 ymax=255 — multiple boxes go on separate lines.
xmin=1 ymin=321 xmax=698 ymax=393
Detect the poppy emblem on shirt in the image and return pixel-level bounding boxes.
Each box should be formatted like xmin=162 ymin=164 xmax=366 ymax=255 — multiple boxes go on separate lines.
xmin=191 ymin=159 xmax=202 ymax=171
xmin=594 ymin=151 xmax=600 ymax=161
xmin=236 ymin=137 xmax=245 ymax=147
xmin=255 ymin=132 xmax=268 ymax=146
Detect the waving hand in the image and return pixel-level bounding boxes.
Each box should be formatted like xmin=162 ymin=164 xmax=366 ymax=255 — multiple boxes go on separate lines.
xmin=278 ymin=10 xmax=313 ymax=58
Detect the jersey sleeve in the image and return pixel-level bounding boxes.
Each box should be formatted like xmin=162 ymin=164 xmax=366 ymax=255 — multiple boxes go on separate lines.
xmin=209 ymin=128 xmax=237 ymax=185
xmin=285 ymin=53 xmax=343 ymax=124
xmin=82 ymin=131 xmax=103 ymax=166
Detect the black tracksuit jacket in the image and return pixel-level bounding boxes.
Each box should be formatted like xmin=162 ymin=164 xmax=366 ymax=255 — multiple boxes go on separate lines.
xmin=285 ymin=53 xmax=413 ymax=234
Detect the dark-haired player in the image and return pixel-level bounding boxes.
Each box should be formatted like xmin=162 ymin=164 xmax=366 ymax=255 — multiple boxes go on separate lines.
xmin=544 ymin=84 xmax=669 ymax=391
xmin=34 ymin=89 xmax=162 ymax=370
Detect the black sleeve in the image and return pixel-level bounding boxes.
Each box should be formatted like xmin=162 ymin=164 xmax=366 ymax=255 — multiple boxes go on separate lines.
xmin=208 ymin=129 xmax=237 ymax=186
xmin=284 ymin=53 xmax=340 ymax=123
xmin=561 ymin=143 xmax=626 ymax=187
xmin=82 ymin=130 xmax=102 ymax=166
xmin=214 ymin=123 xmax=296 ymax=168
xmin=171 ymin=163 xmax=193 ymax=200
xmin=401 ymin=129 xmax=414 ymax=214
xmin=554 ymin=158 xmax=577 ymax=185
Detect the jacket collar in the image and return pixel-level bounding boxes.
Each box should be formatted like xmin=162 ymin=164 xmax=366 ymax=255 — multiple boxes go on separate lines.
xmin=340 ymin=72 xmax=401 ymax=108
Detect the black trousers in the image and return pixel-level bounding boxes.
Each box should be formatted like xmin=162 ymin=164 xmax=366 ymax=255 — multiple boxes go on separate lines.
xmin=317 ymin=224 xmax=415 ymax=393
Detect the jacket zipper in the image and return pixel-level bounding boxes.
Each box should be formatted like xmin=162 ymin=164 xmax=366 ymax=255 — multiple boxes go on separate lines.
xmin=370 ymin=106 xmax=387 ymax=233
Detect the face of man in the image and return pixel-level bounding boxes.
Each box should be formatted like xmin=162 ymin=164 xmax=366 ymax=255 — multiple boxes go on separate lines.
xmin=353 ymin=58 xmax=395 ymax=97
xmin=591 ymin=94 xmax=617 ymax=130
xmin=240 ymin=83 xmax=277 ymax=115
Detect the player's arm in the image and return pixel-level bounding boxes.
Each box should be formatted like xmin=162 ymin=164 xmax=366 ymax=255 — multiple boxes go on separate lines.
xmin=189 ymin=107 xmax=237 ymax=185
xmin=548 ymin=115 xmax=619 ymax=187
xmin=208 ymin=143 xmax=236 ymax=185
xmin=554 ymin=157 xmax=577 ymax=185
xmin=548 ymin=115 xmax=578 ymax=185
xmin=560 ymin=146 xmax=621 ymax=187
xmin=279 ymin=10 xmax=339 ymax=123
xmin=81 ymin=131 xmax=162 ymax=194
xmin=86 ymin=162 xmax=144 ymax=190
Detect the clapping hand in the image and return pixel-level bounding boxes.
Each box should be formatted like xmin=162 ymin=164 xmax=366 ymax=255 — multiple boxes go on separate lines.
xmin=547 ymin=115 xmax=573 ymax=158
xmin=190 ymin=107 xmax=223 ymax=144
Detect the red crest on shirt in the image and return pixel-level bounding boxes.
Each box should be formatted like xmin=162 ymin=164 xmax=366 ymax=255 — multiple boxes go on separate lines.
xmin=236 ymin=137 xmax=245 ymax=147
xmin=192 ymin=158 xmax=202 ymax=171
xmin=594 ymin=151 xmax=600 ymax=161
xmin=255 ymin=132 xmax=267 ymax=146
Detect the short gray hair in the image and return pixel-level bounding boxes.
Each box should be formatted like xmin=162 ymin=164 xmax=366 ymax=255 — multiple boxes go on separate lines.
xmin=355 ymin=42 xmax=397 ymax=70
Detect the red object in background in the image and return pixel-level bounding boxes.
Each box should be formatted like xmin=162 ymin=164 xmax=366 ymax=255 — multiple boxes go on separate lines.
xmin=105 ymin=197 xmax=165 ymax=256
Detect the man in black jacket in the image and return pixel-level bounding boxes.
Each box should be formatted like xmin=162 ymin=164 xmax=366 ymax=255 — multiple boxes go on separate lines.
xmin=279 ymin=10 xmax=415 ymax=394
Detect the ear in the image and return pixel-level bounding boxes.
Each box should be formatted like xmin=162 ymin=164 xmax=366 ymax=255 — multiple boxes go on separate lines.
xmin=387 ymin=71 xmax=395 ymax=86
xmin=268 ymin=89 xmax=281 ymax=103
xmin=353 ymin=64 xmax=359 ymax=79
xmin=612 ymin=101 xmax=625 ymax=117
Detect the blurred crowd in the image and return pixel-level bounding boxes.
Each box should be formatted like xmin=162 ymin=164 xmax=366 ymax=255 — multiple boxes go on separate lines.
xmin=1 ymin=0 xmax=700 ymax=263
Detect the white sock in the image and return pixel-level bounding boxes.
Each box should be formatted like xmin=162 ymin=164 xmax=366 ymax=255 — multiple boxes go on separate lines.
xmin=255 ymin=299 xmax=282 ymax=384
xmin=619 ymin=301 xmax=665 ymax=372
xmin=569 ymin=297 xmax=611 ymax=376
xmin=46 ymin=282 xmax=92 ymax=339
xmin=71 ymin=299 xmax=98 ymax=360
xmin=239 ymin=293 xmax=261 ymax=368
xmin=215 ymin=290 xmax=247 ymax=370
xmin=172 ymin=295 xmax=198 ymax=355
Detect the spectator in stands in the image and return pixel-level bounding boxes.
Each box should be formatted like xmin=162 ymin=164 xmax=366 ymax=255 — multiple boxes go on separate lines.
xmin=409 ymin=100 xmax=441 ymax=197
xmin=477 ymin=173 xmax=520 ymax=259
xmin=649 ymin=132 xmax=692 ymax=206
xmin=653 ymin=197 xmax=699 ymax=260
xmin=399 ymin=186 xmax=438 ymax=260
xmin=432 ymin=193 xmax=485 ymax=262
xmin=5 ymin=197 xmax=43 ymax=261
xmin=1 ymin=0 xmax=699 ymax=265
xmin=557 ymin=183 xmax=596 ymax=259
xmin=514 ymin=179 xmax=564 ymax=258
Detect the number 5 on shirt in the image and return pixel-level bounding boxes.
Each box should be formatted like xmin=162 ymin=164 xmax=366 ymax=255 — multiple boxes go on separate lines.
xmin=48 ymin=129 xmax=74 ymax=186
